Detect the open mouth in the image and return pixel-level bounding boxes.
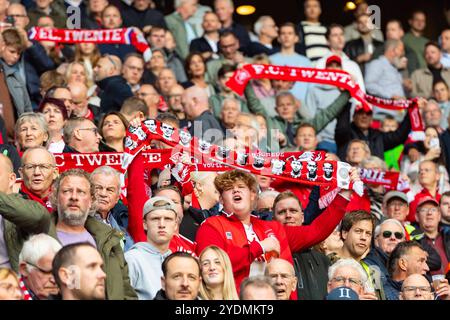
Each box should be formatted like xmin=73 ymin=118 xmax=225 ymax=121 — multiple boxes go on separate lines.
xmin=233 ymin=194 xmax=242 ymax=202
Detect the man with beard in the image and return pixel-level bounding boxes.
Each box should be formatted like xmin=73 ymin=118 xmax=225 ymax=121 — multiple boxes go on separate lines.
xmin=52 ymin=169 xmax=137 ymax=300
xmin=52 ymin=243 xmax=107 ymax=300
xmin=339 ymin=210 xmax=379 ymax=299
xmin=18 ymin=234 xmax=62 ymax=300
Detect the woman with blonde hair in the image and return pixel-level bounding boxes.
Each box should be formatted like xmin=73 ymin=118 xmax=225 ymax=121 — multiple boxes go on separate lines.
xmin=0 ymin=268 xmax=23 ymax=300
xmin=198 ymin=245 xmax=238 ymax=300
xmin=74 ymin=42 xmax=101 ymax=80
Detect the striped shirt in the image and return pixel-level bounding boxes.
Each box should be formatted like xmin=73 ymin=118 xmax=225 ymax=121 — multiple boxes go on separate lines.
xmin=299 ymin=21 xmax=328 ymax=61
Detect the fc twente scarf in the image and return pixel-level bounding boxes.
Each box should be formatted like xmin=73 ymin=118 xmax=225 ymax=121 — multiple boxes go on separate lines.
xmin=28 ymin=27 xmax=152 ymax=61
xmin=121 ymin=119 xmax=365 ymax=201
xmin=226 ymin=64 xmax=425 ymax=141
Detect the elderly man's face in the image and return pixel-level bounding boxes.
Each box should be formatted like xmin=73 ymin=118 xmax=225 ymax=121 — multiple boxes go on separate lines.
xmin=418 ymin=161 xmax=439 ymax=187
xmin=400 ymin=275 xmax=433 ymax=300
xmin=20 ymin=148 xmax=57 ymax=198
xmin=386 ymin=198 xmax=409 ymax=222
xmin=93 ymin=57 xmax=114 ymax=82
xmin=375 ymin=221 xmax=405 ymax=255
xmin=220 ymin=100 xmax=240 ymax=127
xmin=423 ymin=102 xmax=442 ymax=128
xmin=328 ymin=266 xmax=364 ymax=296
xmin=266 ymin=259 xmax=297 ymax=300
xmin=91 ymin=173 xmax=120 ymax=216
xmin=346 ymin=142 xmax=369 ymax=165
xmin=20 ymin=252 xmax=59 ymax=299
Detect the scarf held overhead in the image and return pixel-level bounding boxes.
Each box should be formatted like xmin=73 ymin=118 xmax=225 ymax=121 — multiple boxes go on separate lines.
xmin=28 ymin=27 xmax=152 ymax=61
xmin=226 ymin=64 xmax=425 ymax=140
xmin=121 ymin=119 xmax=365 ymax=198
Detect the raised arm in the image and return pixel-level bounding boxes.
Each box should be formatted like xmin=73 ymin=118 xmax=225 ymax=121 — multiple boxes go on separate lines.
xmin=298 ymin=91 xmax=351 ymax=133
xmin=0 ymin=193 xmax=51 ymax=235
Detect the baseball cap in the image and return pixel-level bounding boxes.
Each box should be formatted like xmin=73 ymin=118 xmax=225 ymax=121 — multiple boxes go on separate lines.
xmin=326 ymin=286 xmax=359 ymax=300
xmin=143 ymin=196 xmax=178 ymax=218
xmin=416 ymin=196 xmax=439 ymax=209
xmin=384 ymin=191 xmax=408 ymax=206
xmin=325 ymin=55 xmax=342 ymax=67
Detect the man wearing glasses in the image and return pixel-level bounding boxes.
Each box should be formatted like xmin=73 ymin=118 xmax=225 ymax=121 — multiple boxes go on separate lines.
xmin=18 ymin=234 xmax=62 ymax=300
xmin=327 ymin=258 xmax=368 ymax=299
xmin=62 ymin=117 xmax=101 ymax=153
xmin=363 ymin=219 xmax=405 ymax=292
xmin=415 ymin=196 xmax=450 ymax=277
xmin=19 ymin=147 xmax=59 ymax=213
xmin=399 ymin=274 xmax=435 ymax=300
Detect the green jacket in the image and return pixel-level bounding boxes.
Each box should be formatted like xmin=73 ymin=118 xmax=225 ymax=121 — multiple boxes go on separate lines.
xmin=245 ymin=83 xmax=351 ymax=150
xmin=165 ymin=12 xmax=194 ymax=60
xmin=1 ymin=192 xmax=52 ymax=272
xmin=52 ymin=215 xmax=138 ymax=300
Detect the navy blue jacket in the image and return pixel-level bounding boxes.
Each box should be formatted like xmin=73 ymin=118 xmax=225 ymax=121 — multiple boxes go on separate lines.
xmin=98 ymin=43 xmax=136 ymax=62
xmin=97 ymin=75 xmax=133 ymax=114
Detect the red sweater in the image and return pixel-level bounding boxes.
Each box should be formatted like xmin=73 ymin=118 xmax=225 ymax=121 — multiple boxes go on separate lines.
xmin=195 ymin=194 xmax=349 ymax=293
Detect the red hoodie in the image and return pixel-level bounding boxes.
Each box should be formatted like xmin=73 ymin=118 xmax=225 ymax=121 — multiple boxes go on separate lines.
xmin=195 ymin=194 xmax=349 ymax=295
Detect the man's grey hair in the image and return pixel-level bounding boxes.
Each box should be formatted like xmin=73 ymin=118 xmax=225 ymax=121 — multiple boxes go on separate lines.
xmin=175 ymin=0 xmax=195 ymax=9
xmin=239 ymin=275 xmax=277 ymax=299
xmin=258 ymin=190 xmax=280 ymax=199
xmin=90 ymin=166 xmax=122 ymax=194
xmin=328 ymin=258 xmax=368 ymax=285
xmin=360 ymin=156 xmax=387 ymax=171
xmin=214 ymin=0 xmax=234 ymax=10
xmin=19 ymin=234 xmax=62 ymax=273
xmin=63 ymin=117 xmax=91 ymax=144
xmin=384 ymin=39 xmax=402 ymax=53
xmin=426 ymin=99 xmax=441 ymax=112
xmin=374 ymin=218 xmax=405 ymax=238
xmin=254 ymin=16 xmax=272 ymax=36
xmin=221 ymin=97 xmax=241 ymax=112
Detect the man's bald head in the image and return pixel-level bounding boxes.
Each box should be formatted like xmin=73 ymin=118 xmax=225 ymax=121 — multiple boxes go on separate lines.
xmin=265 ymin=258 xmax=297 ymax=300
xmin=400 ymin=274 xmax=433 ymax=300
xmin=0 ymin=154 xmax=16 ymax=194
xmin=94 ymin=55 xmax=122 ymax=82
xmin=181 ymin=86 xmax=209 ymax=119
xmin=7 ymin=3 xmax=29 ymax=29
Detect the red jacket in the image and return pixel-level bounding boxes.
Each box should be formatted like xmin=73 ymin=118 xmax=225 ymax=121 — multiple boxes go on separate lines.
xmin=346 ymin=190 xmax=371 ymax=213
xmin=195 ymin=194 xmax=349 ymax=293
xmin=270 ymin=180 xmax=312 ymax=210
xmin=408 ymin=188 xmax=441 ymax=223
xmin=169 ymin=234 xmax=197 ymax=257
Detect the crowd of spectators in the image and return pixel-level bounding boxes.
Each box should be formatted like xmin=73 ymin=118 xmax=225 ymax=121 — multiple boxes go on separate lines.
xmin=0 ymin=0 xmax=450 ymax=301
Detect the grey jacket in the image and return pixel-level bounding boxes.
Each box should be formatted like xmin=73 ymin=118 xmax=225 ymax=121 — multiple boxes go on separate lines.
xmin=0 ymin=60 xmax=32 ymax=116
xmin=125 ymin=242 xmax=171 ymax=300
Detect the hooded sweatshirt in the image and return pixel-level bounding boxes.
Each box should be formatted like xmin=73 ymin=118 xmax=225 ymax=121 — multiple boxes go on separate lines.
xmin=125 ymin=242 xmax=171 ymax=300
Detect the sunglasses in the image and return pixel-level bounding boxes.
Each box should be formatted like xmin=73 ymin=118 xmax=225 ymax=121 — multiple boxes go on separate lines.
xmin=382 ymin=230 xmax=403 ymax=240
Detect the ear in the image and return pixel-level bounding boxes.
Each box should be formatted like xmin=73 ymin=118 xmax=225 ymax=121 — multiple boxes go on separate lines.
xmin=58 ymin=267 xmax=70 ymax=287
xmin=160 ymin=275 xmax=166 ymax=291
xmin=341 ymin=230 xmax=347 ymax=241
xmin=398 ymin=257 xmax=408 ymax=272
xmin=73 ymin=128 xmax=83 ymax=141
xmin=9 ymin=172 xmax=16 ymax=190
xmin=294 ymin=34 xmax=299 ymax=44
xmin=53 ymin=167 xmax=59 ymax=181
xmin=291 ymin=277 xmax=298 ymax=292
xmin=19 ymin=261 xmax=29 ymax=277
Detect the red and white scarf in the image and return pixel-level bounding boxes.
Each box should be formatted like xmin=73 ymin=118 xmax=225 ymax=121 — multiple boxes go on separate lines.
xmin=28 ymin=27 xmax=152 ymax=61
xmin=226 ymin=64 xmax=425 ymax=141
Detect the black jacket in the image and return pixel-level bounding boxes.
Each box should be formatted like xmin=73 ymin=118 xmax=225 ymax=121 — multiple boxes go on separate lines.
xmin=122 ymin=6 xmax=167 ymax=30
xmin=180 ymin=204 xmax=222 ymax=242
xmin=344 ymin=38 xmax=384 ymax=73
xmin=219 ymin=22 xmax=251 ymax=52
xmin=190 ymin=111 xmax=223 ymax=143
xmin=245 ymin=41 xmax=280 ymax=57
xmin=293 ymin=248 xmax=330 ymax=300
xmin=335 ymin=103 xmax=411 ymax=160
xmin=189 ymin=36 xmax=217 ymax=55
xmin=97 ymin=75 xmax=133 ymax=114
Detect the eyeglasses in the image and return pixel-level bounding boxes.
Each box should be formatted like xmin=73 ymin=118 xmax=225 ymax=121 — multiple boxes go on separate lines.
xmin=331 ymin=276 xmax=363 ymax=287
xmin=418 ymin=207 xmax=439 ymax=215
xmin=269 ymin=273 xmax=294 ymax=281
xmin=78 ymin=127 xmax=99 ymax=134
xmin=22 ymin=163 xmax=55 ymax=173
xmin=382 ymin=230 xmax=404 ymax=240
xmin=403 ymin=286 xmax=432 ymax=293
xmin=26 ymin=261 xmax=53 ymax=275
xmin=9 ymin=14 xmax=27 ymax=18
